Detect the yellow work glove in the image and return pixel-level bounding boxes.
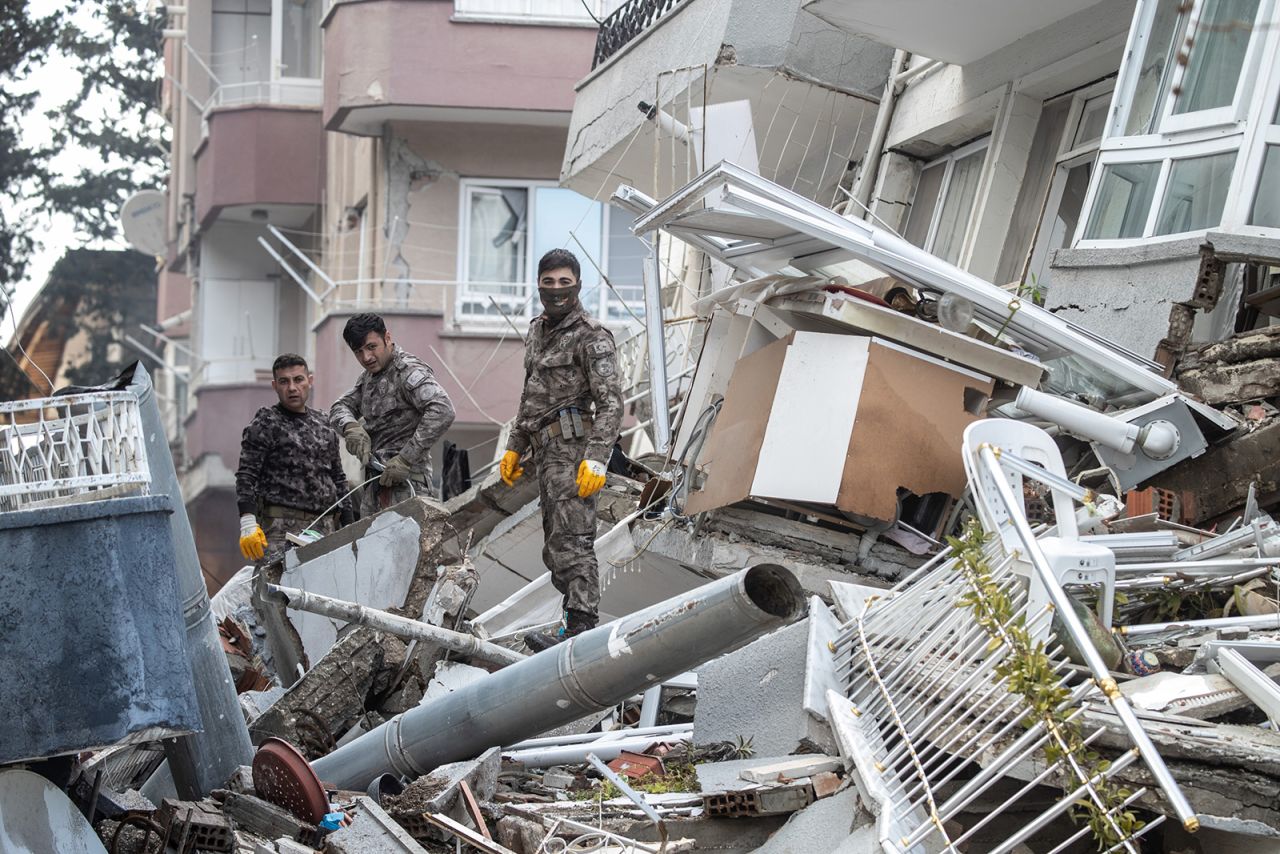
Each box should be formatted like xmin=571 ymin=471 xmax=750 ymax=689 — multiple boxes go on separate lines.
xmin=239 ymin=513 xmax=267 ymax=561
xmin=379 ymin=454 xmax=411 ymax=486
xmin=499 ymin=450 xmax=524 ymax=486
xmin=343 ymin=423 xmax=372 ymax=465
xmin=576 ymin=459 xmax=607 ymax=498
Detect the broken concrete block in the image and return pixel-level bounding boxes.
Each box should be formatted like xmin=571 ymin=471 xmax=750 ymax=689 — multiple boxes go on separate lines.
xmin=739 ymin=755 xmax=842 ymax=784
xmin=827 ymin=580 xmax=892 ymax=624
xmin=273 ymin=839 xmax=318 ymax=854
xmin=802 ymin=597 xmax=841 ymax=722
xmin=324 ymin=796 xmax=429 ymax=853
xmin=694 ymin=619 xmax=836 ymax=756
xmin=811 ymin=771 xmax=842 ymax=799
xmin=702 ymin=782 xmax=814 ymax=817
xmin=382 ymin=747 xmax=501 ymax=838
xmin=216 ymin=789 xmax=321 ymax=847
xmin=540 ymin=768 xmax=576 ymax=790
xmin=753 ymin=787 xmax=867 ymax=853
xmin=495 ymin=815 xmax=545 ymax=854
xmin=1177 ymin=356 xmax=1280 ymax=405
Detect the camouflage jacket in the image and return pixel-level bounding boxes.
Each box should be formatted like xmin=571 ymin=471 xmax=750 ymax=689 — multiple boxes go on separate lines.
xmin=329 ymin=345 xmax=456 ymax=479
xmin=507 ymin=305 xmax=623 ymax=464
xmin=236 ymin=404 xmax=350 ymax=516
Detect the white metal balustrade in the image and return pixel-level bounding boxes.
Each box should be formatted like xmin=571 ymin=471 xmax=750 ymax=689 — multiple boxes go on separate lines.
xmin=0 ymin=392 xmax=150 ymax=513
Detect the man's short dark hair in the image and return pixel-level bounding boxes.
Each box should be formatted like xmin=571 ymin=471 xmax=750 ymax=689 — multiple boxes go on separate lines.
xmin=538 ymin=248 xmax=580 ymax=281
xmin=272 ymin=353 xmax=309 ymax=376
xmin=342 ymin=313 xmax=387 ymax=350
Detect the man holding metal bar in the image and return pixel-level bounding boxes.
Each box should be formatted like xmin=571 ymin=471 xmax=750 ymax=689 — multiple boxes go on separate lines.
xmin=330 ymin=313 xmax=456 ymax=515
xmin=237 ymin=354 xmax=353 ymax=561
xmin=500 ymin=249 xmax=623 ymax=651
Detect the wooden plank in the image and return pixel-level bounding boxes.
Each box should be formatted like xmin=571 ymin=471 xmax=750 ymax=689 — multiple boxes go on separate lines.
xmin=421 ymin=812 xmax=516 ymax=853
xmin=457 ymin=780 xmax=491 ymax=841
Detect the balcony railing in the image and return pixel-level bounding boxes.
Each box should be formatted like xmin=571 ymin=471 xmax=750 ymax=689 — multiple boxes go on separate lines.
xmin=592 ymin=0 xmax=684 ymax=68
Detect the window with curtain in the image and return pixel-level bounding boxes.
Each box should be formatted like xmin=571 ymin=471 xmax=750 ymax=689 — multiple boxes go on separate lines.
xmin=1171 ymin=0 xmax=1260 ymax=116
xmin=459 ymin=181 xmax=647 ymax=325
xmin=281 ymin=0 xmax=322 ymax=79
xmin=901 ymin=139 xmax=989 ymax=267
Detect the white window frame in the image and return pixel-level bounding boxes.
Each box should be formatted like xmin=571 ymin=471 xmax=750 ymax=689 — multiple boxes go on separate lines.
xmin=455 ymin=178 xmax=644 ymax=327
xmin=206 ymin=0 xmax=322 ymax=112
xmin=905 ymin=136 xmax=991 ymax=262
xmin=452 ymin=0 xmax=616 ymax=27
xmin=1076 ymin=0 xmax=1280 ymax=246
xmin=1023 ymin=79 xmax=1116 ymax=285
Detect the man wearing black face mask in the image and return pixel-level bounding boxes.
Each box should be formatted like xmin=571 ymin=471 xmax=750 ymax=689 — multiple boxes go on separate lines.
xmin=500 ymin=248 xmax=623 ymax=651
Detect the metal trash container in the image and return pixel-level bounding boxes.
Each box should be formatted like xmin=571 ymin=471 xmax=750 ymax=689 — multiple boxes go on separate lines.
xmin=0 ymin=494 xmax=201 ymax=764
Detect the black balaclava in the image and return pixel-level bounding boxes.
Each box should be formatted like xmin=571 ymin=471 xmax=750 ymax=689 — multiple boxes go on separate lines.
xmin=539 ymin=284 xmax=581 ymax=320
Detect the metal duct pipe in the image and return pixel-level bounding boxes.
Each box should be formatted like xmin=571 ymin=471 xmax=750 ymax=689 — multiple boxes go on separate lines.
xmin=311 ymin=564 xmax=805 ymax=789
xmin=126 ymin=364 xmax=253 ymax=797
xmin=265 ymin=584 xmax=525 ymax=668
xmin=504 ymin=727 xmax=695 ymax=769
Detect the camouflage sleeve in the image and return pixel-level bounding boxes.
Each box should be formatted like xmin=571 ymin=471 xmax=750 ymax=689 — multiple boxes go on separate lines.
xmin=581 ymin=329 xmax=623 ymax=464
xmin=327 ymin=427 xmax=354 ymax=524
xmin=398 ymin=367 xmax=456 ymax=468
xmin=505 ymin=350 xmax=536 ymax=455
xmin=234 ymin=409 xmax=272 ymax=515
xmin=329 ymin=380 xmax=362 ymax=432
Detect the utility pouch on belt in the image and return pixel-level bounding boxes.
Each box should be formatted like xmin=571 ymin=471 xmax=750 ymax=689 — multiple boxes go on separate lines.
xmin=557 ymin=407 xmax=586 ymax=440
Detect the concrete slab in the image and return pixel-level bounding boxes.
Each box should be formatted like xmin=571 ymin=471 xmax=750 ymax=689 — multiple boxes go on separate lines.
xmin=325 ymin=796 xmax=429 ymax=853
xmin=802 ymin=597 xmax=842 ymax=721
xmin=695 ymin=756 xmax=831 ymax=793
xmin=828 ymin=580 xmax=894 ymax=624
xmin=740 ymin=755 xmax=842 ymax=784
xmin=753 ymin=787 xmax=866 ymax=854
xmin=693 ymin=620 xmax=837 ymax=756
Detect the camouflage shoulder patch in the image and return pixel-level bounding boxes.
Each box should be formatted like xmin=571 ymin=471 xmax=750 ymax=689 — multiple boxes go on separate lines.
xmin=593 ymin=357 xmax=616 ymax=379
xmin=403 ymin=366 xmax=430 ymax=390
xmin=585 ymin=339 xmax=612 ymax=358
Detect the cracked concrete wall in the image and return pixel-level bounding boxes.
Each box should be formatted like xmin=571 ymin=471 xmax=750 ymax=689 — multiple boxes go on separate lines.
xmin=562 ymin=0 xmax=889 ymax=199
xmin=1045 ymin=239 xmax=1203 ymax=359
xmin=1047 ymin=230 xmax=1278 ymax=359
xmin=724 ymin=0 xmax=891 ymax=98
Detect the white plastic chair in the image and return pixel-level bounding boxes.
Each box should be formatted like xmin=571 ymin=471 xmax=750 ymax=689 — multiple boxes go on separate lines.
xmin=962 ymin=420 xmax=1116 ymax=633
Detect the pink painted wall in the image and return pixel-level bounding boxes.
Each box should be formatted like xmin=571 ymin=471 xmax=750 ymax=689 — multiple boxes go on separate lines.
xmin=323 ymin=0 xmax=596 ymax=131
xmin=312 ymin=312 xmax=526 ymax=431
xmin=195 ymin=106 xmax=324 ymax=229
xmin=183 ymin=382 xmax=278 ymax=472
xmin=157 ymin=270 xmax=192 ymax=336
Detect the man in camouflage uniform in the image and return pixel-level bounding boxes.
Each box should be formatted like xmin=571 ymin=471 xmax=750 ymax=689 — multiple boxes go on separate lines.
xmin=500 ymin=249 xmax=623 ymax=651
xmin=237 ymin=354 xmax=352 ymax=563
xmin=330 ymin=313 xmax=456 ymax=515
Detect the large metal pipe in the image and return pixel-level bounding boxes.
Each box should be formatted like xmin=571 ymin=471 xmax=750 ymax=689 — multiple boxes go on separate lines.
xmin=125 ymin=364 xmax=253 ymax=797
xmin=265 ymin=584 xmax=525 ymax=668
xmin=311 ymin=564 xmax=805 ymax=789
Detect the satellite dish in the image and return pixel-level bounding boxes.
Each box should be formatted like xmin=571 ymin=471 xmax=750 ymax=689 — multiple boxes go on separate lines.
xmin=0 ymin=769 xmax=108 ymax=853
xmin=120 ymin=190 xmax=168 ymax=257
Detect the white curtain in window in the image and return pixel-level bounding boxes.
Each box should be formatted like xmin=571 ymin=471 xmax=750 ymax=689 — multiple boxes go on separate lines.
xmin=933 ymin=148 xmax=986 ymax=265
xmin=1172 ymin=0 xmax=1260 ymax=115
xmin=467 ymin=188 xmax=528 ymax=285
xmin=281 ymin=0 xmax=322 ymax=79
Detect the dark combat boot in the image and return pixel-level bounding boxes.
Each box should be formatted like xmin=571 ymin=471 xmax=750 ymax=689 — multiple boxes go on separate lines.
xmin=524 ymin=608 xmax=598 ymax=653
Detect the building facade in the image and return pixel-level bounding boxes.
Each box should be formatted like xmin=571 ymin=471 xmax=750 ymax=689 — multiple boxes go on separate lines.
xmin=159 ymin=0 xmax=647 ymax=589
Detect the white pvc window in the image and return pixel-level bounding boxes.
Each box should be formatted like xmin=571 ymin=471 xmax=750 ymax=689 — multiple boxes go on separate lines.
xmin=901 ymin=138 xmax=990 ymax=266
xmin=452 ymin=0 xmax=621 ymax=25
xmin=205 ymin=0 xmax=322 ymax=109
xmin=1078 ymin=0 xmax=1280 ymax=244
xmin=457 ymin=179 xmax=646 ymax=325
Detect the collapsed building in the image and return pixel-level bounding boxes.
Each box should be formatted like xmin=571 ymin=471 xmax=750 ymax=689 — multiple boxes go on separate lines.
xmin=2 ymin=155 xmax=1280 ymax=853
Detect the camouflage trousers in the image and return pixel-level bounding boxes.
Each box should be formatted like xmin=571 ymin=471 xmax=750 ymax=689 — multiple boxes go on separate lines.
xmin=534 ymin=434 xmax=601 ymax=616
xmin=262 ymin=513 xmax=338 ymax=561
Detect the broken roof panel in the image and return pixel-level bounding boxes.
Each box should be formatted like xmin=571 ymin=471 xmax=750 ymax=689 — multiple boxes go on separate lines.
xmin=627 ymin=161 xmax=1179 ymax=404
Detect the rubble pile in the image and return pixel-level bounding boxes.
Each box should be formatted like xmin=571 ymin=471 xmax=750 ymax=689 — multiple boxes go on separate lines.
xmin=4 ymin=169 xmax=1280 ymax=853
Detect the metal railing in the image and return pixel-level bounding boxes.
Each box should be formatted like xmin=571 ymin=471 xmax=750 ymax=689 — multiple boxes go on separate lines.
xmin=0 ymin=392 xmax=151 ymax=513
xmin=592 ymin=0 xmax=685 ymax=68
xmin=828 ymin=427 xmax=1198 ymax=853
